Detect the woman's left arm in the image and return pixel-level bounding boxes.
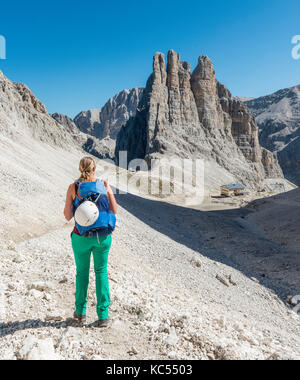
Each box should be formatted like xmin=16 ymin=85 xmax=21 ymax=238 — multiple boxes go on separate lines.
xmin=104 ymin=181 xmax=118 ymax=215
xmin=64 ymin=184 xmax=75 ymax=221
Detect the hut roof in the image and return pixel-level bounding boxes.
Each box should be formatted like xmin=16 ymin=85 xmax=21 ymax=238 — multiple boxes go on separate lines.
xmin=221 ymin=184 xmax=245 ymax=190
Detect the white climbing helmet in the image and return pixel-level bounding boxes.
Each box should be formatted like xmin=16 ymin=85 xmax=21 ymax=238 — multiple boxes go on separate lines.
xmin=74 ymin=201 xmax=99 ymax=227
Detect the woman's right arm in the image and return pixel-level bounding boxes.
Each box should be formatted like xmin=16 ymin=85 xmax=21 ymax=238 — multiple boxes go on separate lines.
xmin=64 ymin=184 xmax=75 ymax=221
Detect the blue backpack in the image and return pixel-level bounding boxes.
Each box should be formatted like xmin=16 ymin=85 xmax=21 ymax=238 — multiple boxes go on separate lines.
xmin=73 ymin=180 xmax=116 ymax=237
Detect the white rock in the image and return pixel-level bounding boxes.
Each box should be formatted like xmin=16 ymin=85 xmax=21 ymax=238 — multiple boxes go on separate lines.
xmin=111 ymin=319 xmax=126 ymax=330
xmin=18 ymin=337 xmax=61 ymax=360
xmin=43 ymin=293 xmax=52 ymax=302
xmin=158 ymin=323 xmax=170 ymax=333
xmin=216 ymin=274 xmax=230 ymax=287
xmin=45 ymin=314 xmax=63 ymax=322
xmin=288 ymin=296 xmax=300 ymax=307
xmin=129 ymin=346 xmax=138 ymax=355
xmin=28 ymin=289 xmax=43 ymax=299
xmin=92 ymin=355 xmax=105 ymax=360
xmin=163 ymin=327 xmax=179 ymax=346
xmin=12 ymin=255 xmax=24 ymax=264
xmin=1 ymin=348 xmax=16 ymax=360
xmin=59 ymin=276 xmax=68 ymax=284
xmin=239 ymin=330 xmax=260 ymax=346
xmin=167 ymin=351 xmax=179 ymax=359
xmin=268 ymin=352 xmax=300 ymax=361
xmin=191 ymin=258 xmax=202 ymax=268
xmin=29 ymin=282 xmax=51 ymax=292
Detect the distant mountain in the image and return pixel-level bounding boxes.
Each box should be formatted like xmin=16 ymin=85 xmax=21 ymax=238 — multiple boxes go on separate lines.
xmin=245 ymin=85 xmax=300 ymax=184
xmin=234 ymin=96 xmax=254 ymax=102
xmin=51 ymin=113 xmax=115 ymax=159
xmin=52 ymin=113 xmax=79 ymax=135
xmin=74 ymin=88 xmax=144 ymax=140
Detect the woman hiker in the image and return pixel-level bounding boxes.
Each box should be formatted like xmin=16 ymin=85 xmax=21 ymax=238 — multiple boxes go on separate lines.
xmin=63 ymin=157 xmax=117 ymax=327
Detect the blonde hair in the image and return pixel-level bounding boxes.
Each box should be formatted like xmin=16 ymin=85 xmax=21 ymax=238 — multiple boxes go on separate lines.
xmin=77 ymin=157 xmax=96 ymax=182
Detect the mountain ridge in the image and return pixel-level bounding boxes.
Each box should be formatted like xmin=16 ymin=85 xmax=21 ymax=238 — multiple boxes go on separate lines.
xmin=245 ymin=85 xmax=300 ymax=184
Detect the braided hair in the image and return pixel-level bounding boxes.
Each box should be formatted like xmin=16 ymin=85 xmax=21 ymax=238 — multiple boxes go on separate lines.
xmin=77 ymin=157 xmax=96 ymax=182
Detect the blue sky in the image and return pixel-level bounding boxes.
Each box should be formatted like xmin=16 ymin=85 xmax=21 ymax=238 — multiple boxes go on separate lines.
xmin=0 ymin=0 xmax=299 ymax=118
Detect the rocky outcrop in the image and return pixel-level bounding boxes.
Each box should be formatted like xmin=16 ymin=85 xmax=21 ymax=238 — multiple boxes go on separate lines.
xmin=245 ymin=85 xmax=300 ymax=185
xmin=217 ymin=82 xmax=262 ymax=164
xmin=116 ymin=51 xmax=283 ymax=188
xmin=18 ymin=337 xmax=61 ymax=360
xmin=74 ymin=88 xmax=144 ymax=140
xmin=14 ymin=82 xmax=47 ymax=114
xmin=0 ymin=70 xmax=116 ymax=160
xmin=51 ymin=113 xmax=79 ymax=135
xmin=101 ymin=88 xmax=144 ymax=138
xmin=217 ymin=89 xmax=283 ymax=179
xmin=73 ymin=109 xmax=102 ymax=138
xmin=51 ymin=113 xmax=116 ymax=159
xmin=191 ymin=57 xmax=228 ymax=132
xmin=0 ymin=70 xmax=75 ymax=149
xmin=82 ymin=136 xmax=116 ymax=160
xmin=261 ymin=147 xmax=284 ymax=179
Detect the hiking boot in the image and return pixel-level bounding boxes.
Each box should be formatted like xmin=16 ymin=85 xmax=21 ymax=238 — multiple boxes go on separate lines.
xmin=96 ymin=318 xmax=109 ymax=328
xmin=73 ymin=312 xmax=86 ymax=324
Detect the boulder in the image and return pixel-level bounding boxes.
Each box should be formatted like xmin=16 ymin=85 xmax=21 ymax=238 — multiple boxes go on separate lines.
xmin=18 ymin=337 xmax=61 ymax=360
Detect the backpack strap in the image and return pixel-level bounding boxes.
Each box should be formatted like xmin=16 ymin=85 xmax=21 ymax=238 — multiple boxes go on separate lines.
xmin=75 ymin=181 xmax=84 ymax=200
xmin=75 ymin=180 xmax=105 ymax=202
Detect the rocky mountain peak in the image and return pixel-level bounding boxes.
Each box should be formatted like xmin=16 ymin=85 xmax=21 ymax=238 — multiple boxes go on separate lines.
xmin=191 ymin=55 xmax=226 ymax=131
xmin=13 ymin=82 xmax=47 ymax=114
xmin=153 ymin=52 xmax=167 ymax=85
xmin=245 ymin=85 xmax=300 ymax=184
xmin=194 ymin=56 xmax=215 ymax=79
xmin=167 ymin=50 xmax=180 ymax=88
xmin=74 ymin=88 xmax=144 ymax=140
xmin=115 ymin=50 xmax=283 ymax=188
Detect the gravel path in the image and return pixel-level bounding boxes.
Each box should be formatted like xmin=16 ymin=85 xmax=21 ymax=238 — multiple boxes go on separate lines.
xmin=0 ymin=138 xmax=299 ymax=360
xmin=0 ymin=199 xmax=299 ymax=360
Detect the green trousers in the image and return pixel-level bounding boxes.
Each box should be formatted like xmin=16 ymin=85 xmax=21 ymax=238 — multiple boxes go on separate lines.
xmin=71 ymin=233 xmax=112 ymax=320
